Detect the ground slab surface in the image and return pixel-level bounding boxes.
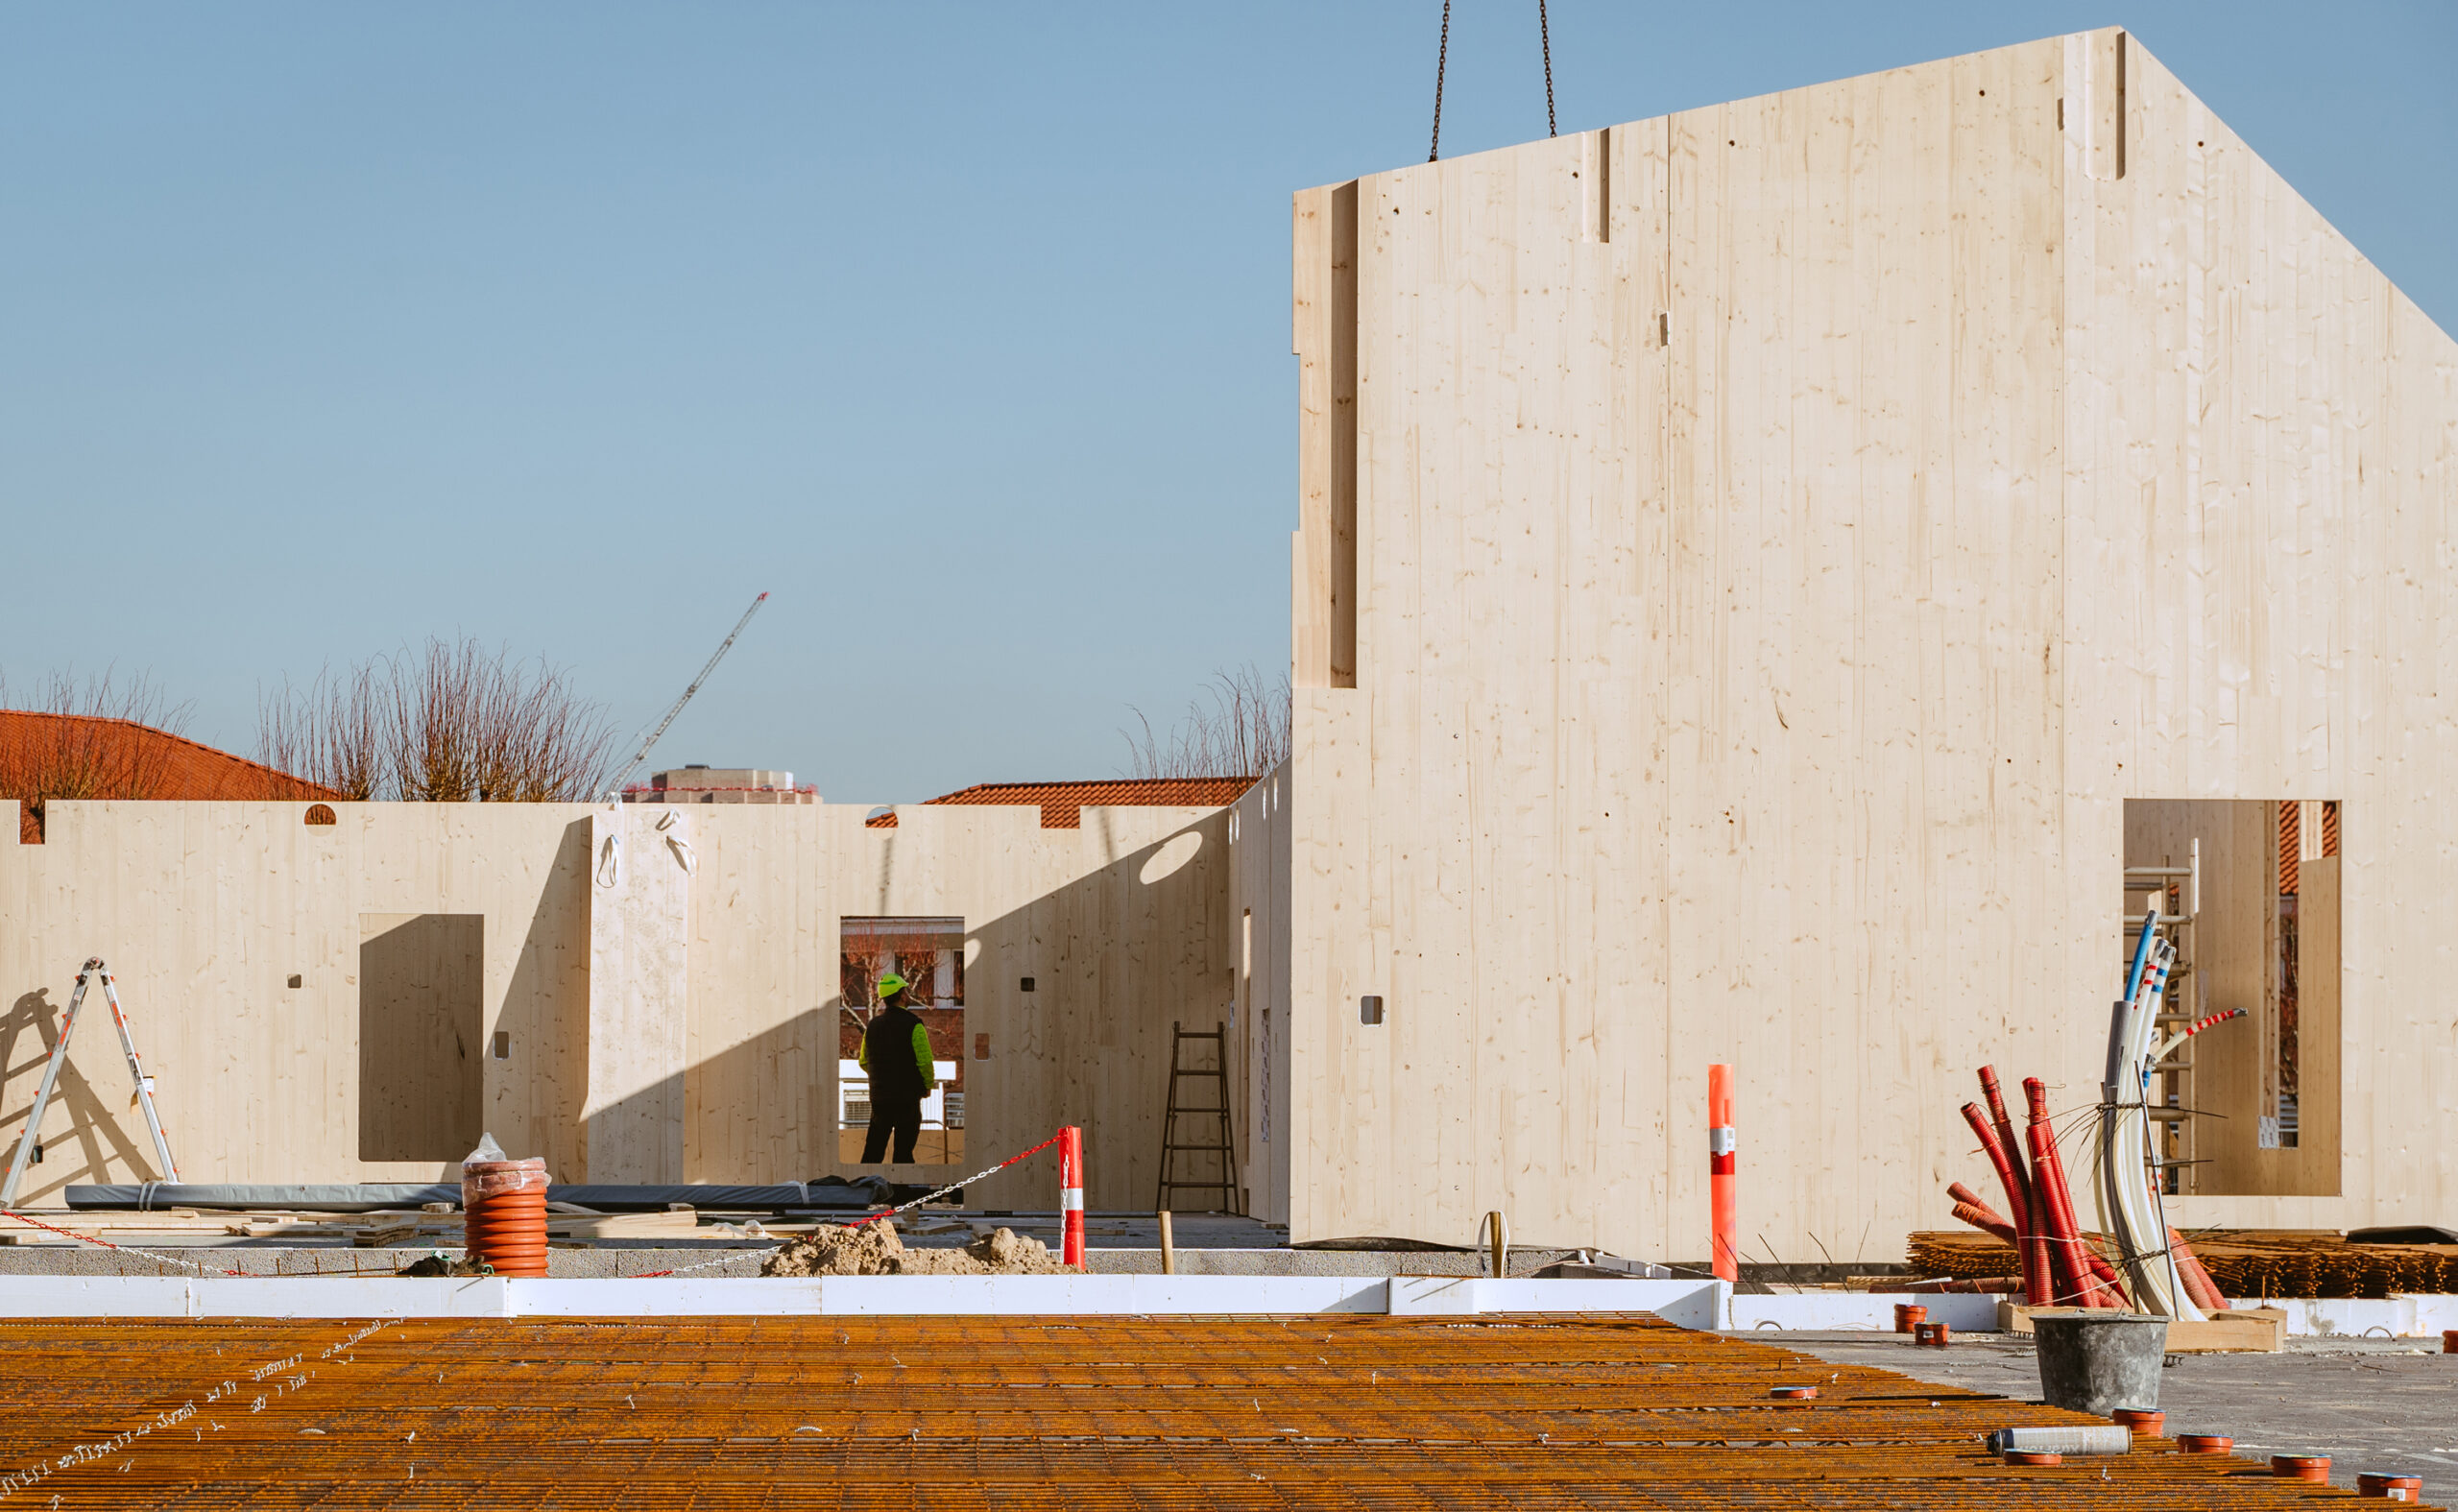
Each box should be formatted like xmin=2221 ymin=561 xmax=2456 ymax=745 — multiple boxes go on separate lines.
xmin=1778 ymin=1329 xmax=2458 ymax=1497
xmin=0 ymin=1313 xmax=2438 ymax=1508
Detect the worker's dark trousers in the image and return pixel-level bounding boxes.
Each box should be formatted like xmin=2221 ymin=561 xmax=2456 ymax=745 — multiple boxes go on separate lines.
xmin=861 ymin=1095 xmax=923 ymax=1164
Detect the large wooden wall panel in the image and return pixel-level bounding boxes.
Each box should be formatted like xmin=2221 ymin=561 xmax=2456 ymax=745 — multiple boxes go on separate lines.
xmin=585 ymin=805 xmax=690 ymax=1183
xmin=2070 ymin=39 xmax=2458 ymax=1231
xmin=0 ymin=802 xmax=591 ymax=1194
xmin=0 ymin=798 xmax=1236 ymax=1210
xmin=671 ymin=800 xmax=1233 ymax=1212
xmin=1227 ymin=766 xmax=1292 ymax=1222
xmin=1283 ymin=27 xmax=2456 ymax=1257
xmin=680 ymin=804 xmax=831 ymax=1185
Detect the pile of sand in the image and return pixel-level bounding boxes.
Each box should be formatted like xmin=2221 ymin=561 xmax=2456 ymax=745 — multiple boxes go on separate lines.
xmin=761 ymin=1220 xmax=1076 ymax=1277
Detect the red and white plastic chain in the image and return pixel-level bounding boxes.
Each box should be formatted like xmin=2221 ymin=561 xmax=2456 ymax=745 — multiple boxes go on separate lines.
xmin=626 ymin=1129 xmax=1070 ymax=1280
xmin=1 ymin=1209 xmax=248 ymax=1278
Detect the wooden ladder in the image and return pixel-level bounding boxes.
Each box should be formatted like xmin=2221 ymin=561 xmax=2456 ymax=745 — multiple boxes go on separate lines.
xmin=1154 ymin=1020 xmax=1240 ymax=1214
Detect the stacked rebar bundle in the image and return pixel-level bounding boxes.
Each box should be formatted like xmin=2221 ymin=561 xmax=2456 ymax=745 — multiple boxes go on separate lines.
xmin=2177 ymin=1235 xmax=2457 ymax=1300
xmin=1907 ymin=1228 xmax=2458 ymax=1301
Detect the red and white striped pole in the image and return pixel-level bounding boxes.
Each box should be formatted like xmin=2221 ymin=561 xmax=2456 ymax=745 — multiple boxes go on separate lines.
xmin=1058 ymin=1124 xmax=1085 ymax=1268
xmin=1707 ymin=1064 xmax=1738 ymax=1284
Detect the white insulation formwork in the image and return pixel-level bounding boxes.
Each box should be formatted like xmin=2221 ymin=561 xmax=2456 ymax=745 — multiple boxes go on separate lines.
xmin=0 ymin=1275 xmax=1726 ymax=1326
xmin=4 ymin=1277 xmax=2441 ymax=1335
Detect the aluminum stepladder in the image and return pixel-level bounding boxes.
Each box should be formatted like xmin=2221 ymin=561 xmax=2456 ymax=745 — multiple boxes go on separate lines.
xmin=1 ymin=958 xmax=180 ymax=1208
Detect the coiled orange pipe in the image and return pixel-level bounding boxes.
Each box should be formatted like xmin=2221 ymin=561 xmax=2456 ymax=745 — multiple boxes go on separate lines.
xmin=462 ymin=1158 xmax=549 ymax=1278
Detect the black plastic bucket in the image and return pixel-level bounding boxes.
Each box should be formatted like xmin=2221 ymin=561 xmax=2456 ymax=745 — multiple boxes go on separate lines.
xmin=2033 ymin=1311 xmax=2170 ymax=1416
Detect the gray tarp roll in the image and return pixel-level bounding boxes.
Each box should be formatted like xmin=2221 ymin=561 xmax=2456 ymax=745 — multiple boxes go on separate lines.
xmin=63 ymin=1181 xmax=889 ymax=1212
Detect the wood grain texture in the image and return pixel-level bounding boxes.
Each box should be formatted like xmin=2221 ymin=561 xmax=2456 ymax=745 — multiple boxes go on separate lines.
xmin=1276 ymin=28 xmax=2456 ymax=1257
xmin=0 ymin=798 xmax=1239 ymax=1211
xmin=1293 ymin=183 xmax=1360 ymax=690
xmin=0 ymin=802 xmax=592 ymax=1191
xmin=1226 ymin=766 xmax=1292 ymax=1222
xmin=356 ymin=912 xmax=484 ymax=1164
xmin=585 ymin=805 xmax=690 ymax=1183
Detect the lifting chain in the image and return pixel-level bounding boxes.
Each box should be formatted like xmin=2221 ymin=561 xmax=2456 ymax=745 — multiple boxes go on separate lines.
xmin=1428 ymin=1 xmax=1558 ymax=163
xmin=1540 ymin=0 xmax=1556 ymax=137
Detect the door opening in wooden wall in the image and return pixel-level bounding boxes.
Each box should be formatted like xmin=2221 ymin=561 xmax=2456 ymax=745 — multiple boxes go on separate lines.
xmin=357 ymin=913 xmax=484 ymax=1164
xmin=2122 ymin=801 xmax=2340 ymax=1197
xmin=2269 ymin=800 xmax=2341 ymax=1153
xmin=838 ymin=916 xmax=965 ymax=1166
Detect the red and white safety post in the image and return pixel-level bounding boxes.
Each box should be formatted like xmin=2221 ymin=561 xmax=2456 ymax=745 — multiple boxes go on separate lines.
xmin=1708 ymin=1064 xmax=1737 ymax=1284
xmin=1058 ymin=1124 xmax=1086 ymax=1268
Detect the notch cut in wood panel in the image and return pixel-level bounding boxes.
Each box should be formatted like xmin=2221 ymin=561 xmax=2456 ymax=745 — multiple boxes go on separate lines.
xmin=1292 ymin=180 xmax=1359 ymax=689
xmin=1581 ymin=128 xmax=1612 ymax=244
xmin=2065 ymin=28 xmax=2126 ymax=180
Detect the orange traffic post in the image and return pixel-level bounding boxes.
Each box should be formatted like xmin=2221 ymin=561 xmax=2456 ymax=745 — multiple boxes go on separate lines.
xmin=1059 ymin=1124 xmax=1086 ymax=1268
xmin=1708 ymin=1064 xmax=1737 ymax=1283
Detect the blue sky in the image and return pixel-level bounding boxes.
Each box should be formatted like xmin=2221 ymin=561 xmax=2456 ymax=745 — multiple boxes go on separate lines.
xmin=4 ymin=3 xmax=2450 ymax=803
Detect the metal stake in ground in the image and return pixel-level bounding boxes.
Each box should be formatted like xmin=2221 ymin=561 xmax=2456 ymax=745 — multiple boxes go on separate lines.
xmin=3 ymin=959 xmax=179 ymax=1208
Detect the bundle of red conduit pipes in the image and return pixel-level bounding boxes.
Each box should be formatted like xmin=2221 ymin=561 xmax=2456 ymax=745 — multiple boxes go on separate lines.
xmin=1950 ymin=1066 xmax=2227 ymax=1312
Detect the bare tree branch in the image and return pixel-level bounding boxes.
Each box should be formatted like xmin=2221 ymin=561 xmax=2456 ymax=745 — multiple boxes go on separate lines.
xmin=256 ymin=638 xmax=615 ymax=803
xmin=257 ymin=663 xmax=384 ymax=800
xmin=0 ymin=667 xmax=198 ymax=839
xmin=1120 ymin=663 xmax=1292 ymax=780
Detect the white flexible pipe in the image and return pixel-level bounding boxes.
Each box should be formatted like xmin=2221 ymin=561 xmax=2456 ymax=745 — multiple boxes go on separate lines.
xmin=2096 ymin=910 xmax=2201 ymax=1320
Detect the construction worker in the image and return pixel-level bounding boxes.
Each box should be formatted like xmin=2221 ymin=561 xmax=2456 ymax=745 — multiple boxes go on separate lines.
xmin=857 ymin=972 xmax=937 ymax=1164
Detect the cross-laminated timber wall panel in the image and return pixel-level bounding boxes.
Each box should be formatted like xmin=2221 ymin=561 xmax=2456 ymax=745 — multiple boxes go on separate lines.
xmin=0 ymin=798 xmax=1236 ymax=1213
xmin=1226 ymin=767 xmax=1293 ymax=1224
xmin=680 ymin=801 xmax=1237 ymax=1212
xmin=1279 ymin=29 xmax=2457 ymax=1259
xmin=0 ymin=800 xmax=593 ymax=1191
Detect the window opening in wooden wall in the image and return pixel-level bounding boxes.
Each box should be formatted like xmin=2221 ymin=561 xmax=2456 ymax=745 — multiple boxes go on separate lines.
xmin=838 ymin=916 xmax=965 ymax=1166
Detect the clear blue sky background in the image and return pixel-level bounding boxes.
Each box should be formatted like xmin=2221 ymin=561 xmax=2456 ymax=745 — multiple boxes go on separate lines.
xmin=4 ymin=3 xmax=2450 ymax=804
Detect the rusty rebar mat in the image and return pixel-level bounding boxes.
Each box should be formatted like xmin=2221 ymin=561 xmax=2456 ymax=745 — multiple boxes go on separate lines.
xmin=0 ymin=1313 xmax=2426 ymax=1507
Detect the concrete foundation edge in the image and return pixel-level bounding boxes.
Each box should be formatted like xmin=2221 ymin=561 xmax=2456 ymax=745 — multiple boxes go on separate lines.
xmin=1723 ymin=1291 xmax=2458 ymax=1338
xmin=0 ymin=1275 xmax=1725 ymax=1324
xmin=1 ymin=1278 xmax=2446 ymax=1334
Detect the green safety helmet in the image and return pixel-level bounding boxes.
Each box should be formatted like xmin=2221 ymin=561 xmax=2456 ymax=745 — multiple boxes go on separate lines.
xmin=875 ymin=972 xmax=907 ymax=999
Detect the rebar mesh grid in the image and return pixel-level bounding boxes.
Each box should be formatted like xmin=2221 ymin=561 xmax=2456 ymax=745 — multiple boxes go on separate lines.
xmin=0 ymin=1312 xmax=2424 ymax=1508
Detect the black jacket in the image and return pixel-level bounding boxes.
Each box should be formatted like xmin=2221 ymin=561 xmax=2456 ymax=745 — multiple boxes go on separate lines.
xmin=860 ymin=1006 xmax=932 ymax=1102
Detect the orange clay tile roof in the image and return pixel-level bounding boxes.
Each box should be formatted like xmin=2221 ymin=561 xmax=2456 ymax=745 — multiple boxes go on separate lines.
xmin=866 ymin=777 xmax=1257 ymax=830
xmin=0 ymin=711 xmax=336 ymax=843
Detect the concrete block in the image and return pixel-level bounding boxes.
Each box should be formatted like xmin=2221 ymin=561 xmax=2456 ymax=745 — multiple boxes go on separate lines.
xmin=813 ymin=1275 xmax=1387 ymax=1315
xmin=511 ymin=1278 xmax=823 ymax=1316
xmin=1389 ymin=1277 xmax=1724 ymax=1328
xmin=1726 ymin=1291 xmax=2008 ymax=1333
